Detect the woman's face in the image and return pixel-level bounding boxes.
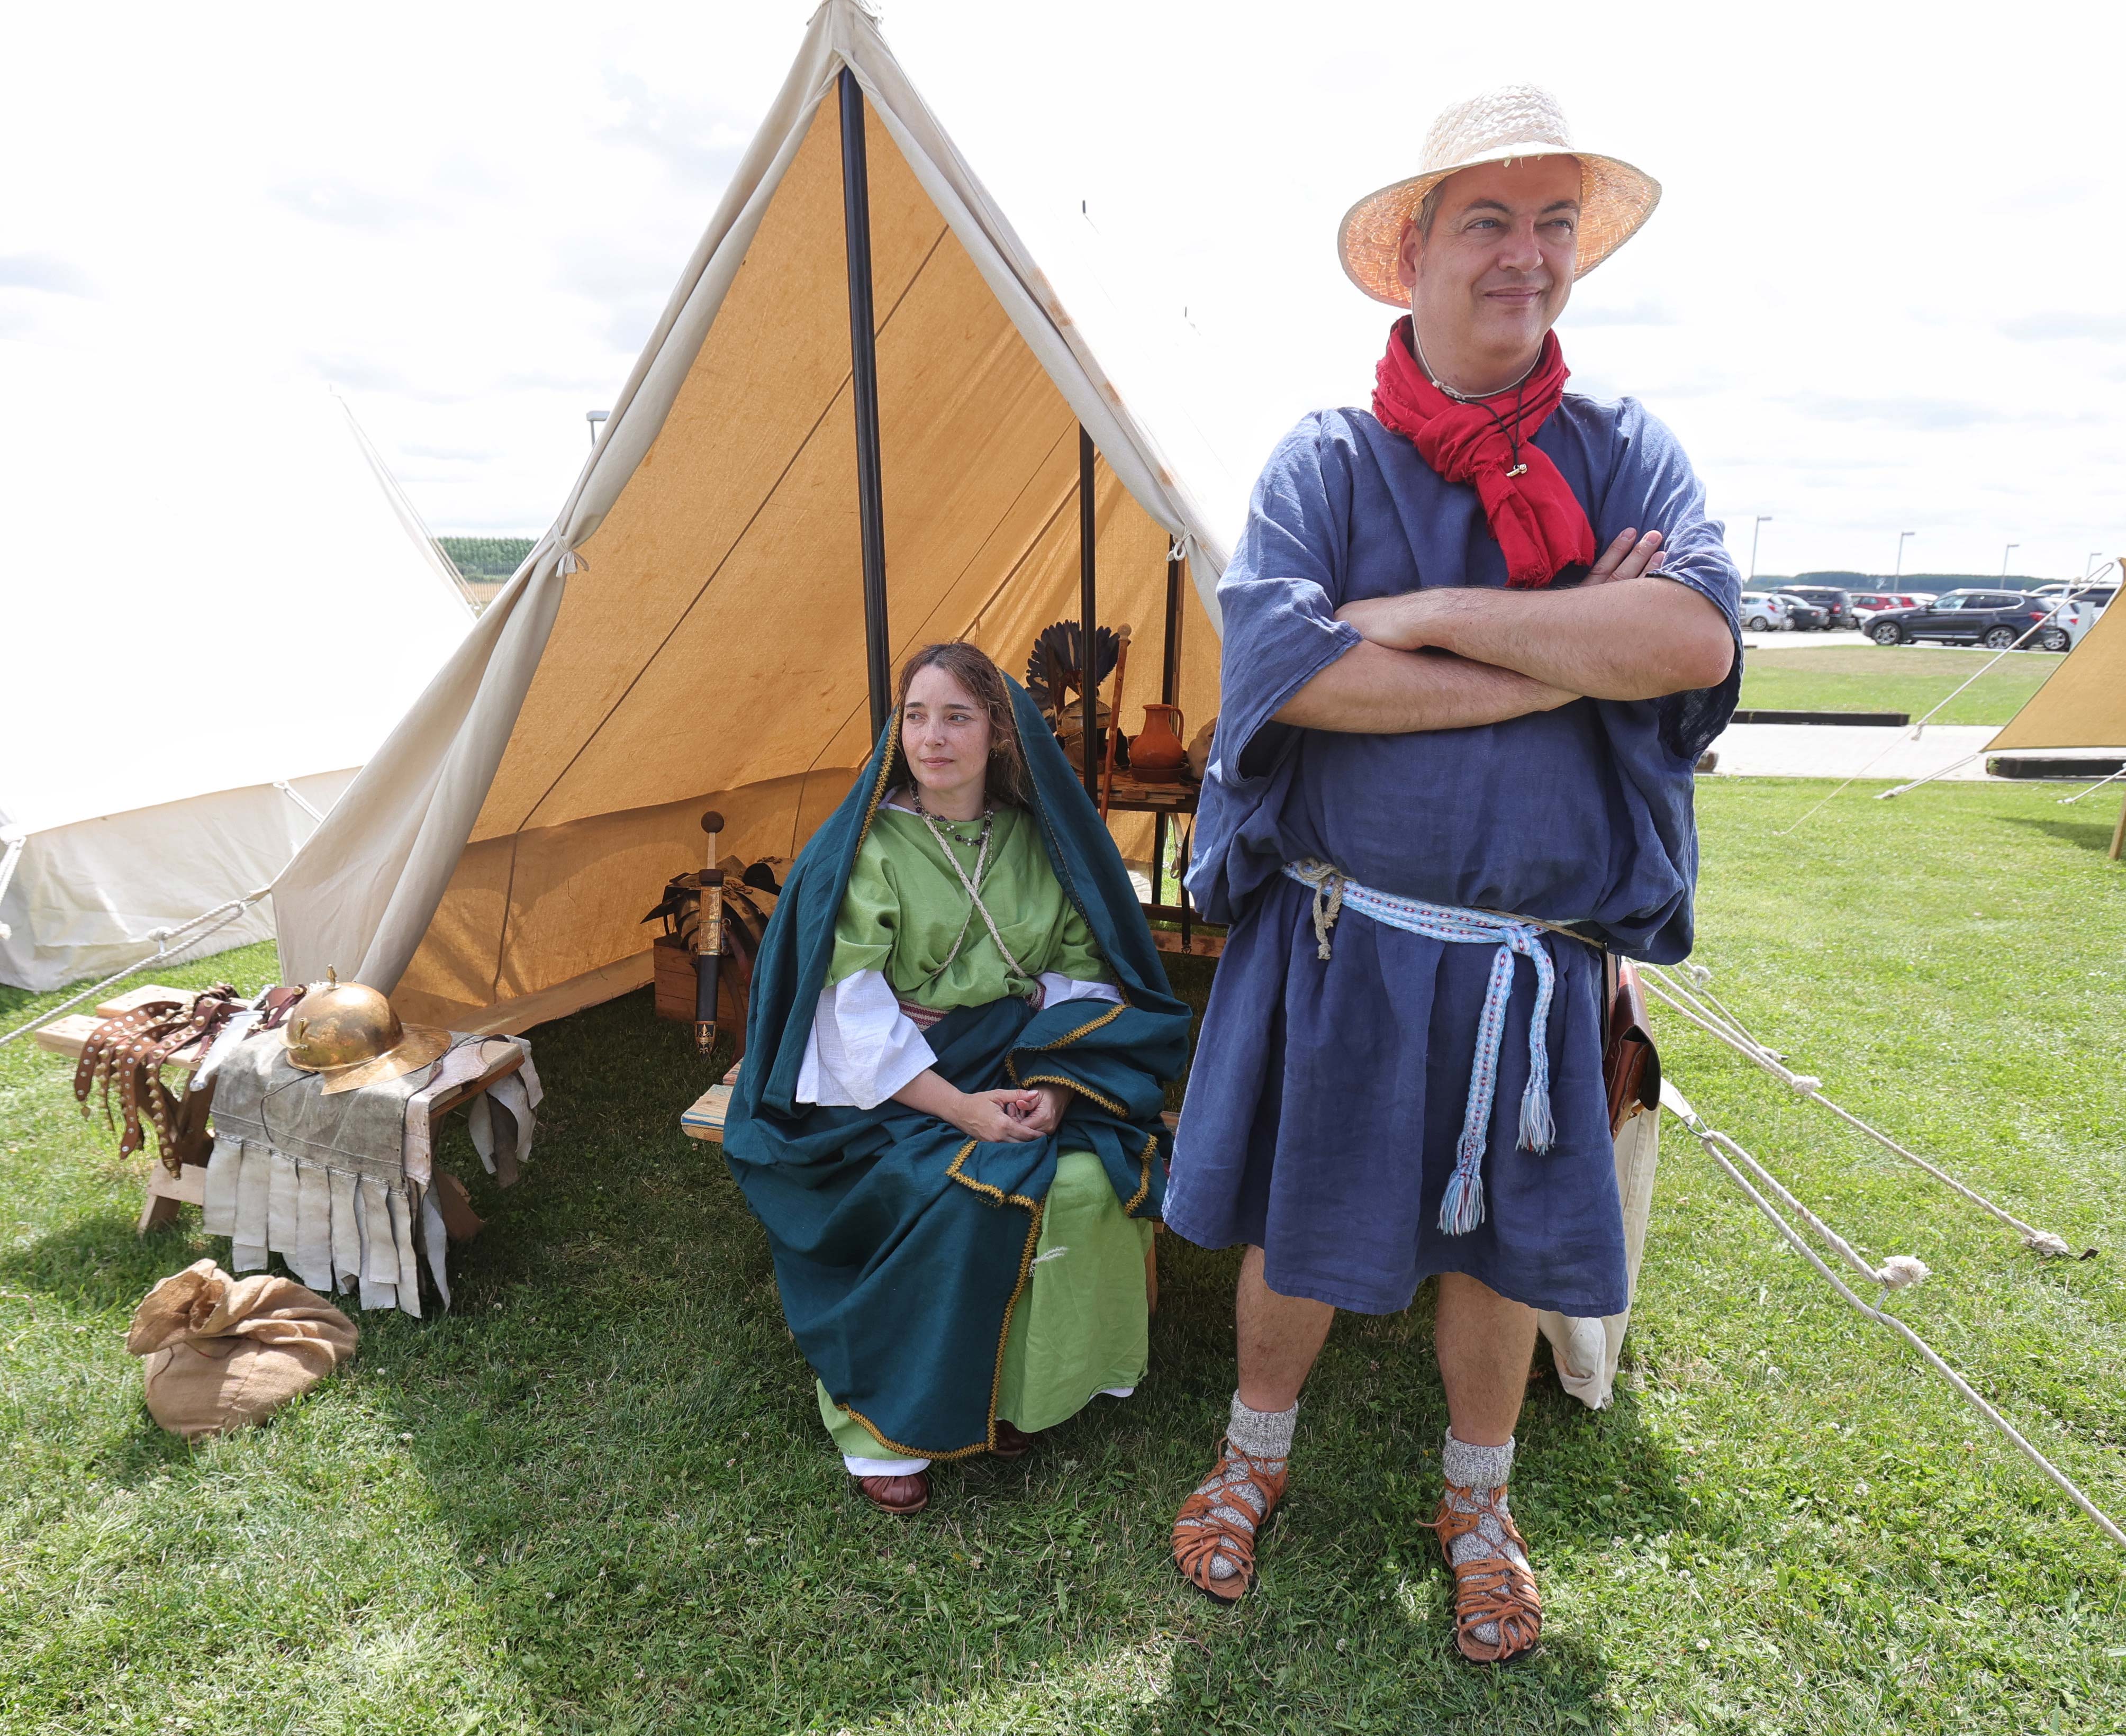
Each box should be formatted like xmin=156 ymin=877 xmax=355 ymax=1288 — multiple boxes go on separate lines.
xmin=901 ymin=664 xmax=993 ymax=808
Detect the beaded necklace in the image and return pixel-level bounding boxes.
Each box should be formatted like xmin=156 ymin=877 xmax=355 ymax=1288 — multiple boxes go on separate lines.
xmin=906 ymin=788 xmax=1028 ymax=983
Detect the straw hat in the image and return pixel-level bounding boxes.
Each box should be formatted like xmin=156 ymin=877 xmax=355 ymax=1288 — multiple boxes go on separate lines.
xmin=1337 ymin=85 xmax=1660 ymax=306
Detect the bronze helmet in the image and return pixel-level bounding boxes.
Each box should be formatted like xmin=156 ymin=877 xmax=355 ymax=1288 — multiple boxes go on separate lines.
xmin=283 ymin=970 xmax=450 ymax=1096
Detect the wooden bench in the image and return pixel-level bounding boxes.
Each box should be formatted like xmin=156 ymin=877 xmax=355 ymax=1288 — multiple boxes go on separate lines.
xmin=33 ymin=984 xmax=211 ymax=1069
xmin=38 ymin=989 xmax=524 ymax=1236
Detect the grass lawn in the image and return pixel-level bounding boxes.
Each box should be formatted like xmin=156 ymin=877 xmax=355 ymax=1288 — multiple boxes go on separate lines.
xmin=4 ymin=780 xmax=2123 ymax=1734
xmin=1738 ymin=646 xmax=2064 ymax=725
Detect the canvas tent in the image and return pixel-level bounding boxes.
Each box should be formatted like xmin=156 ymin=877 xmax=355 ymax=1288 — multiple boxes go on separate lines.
xmin=1983 ymin=566 xmax=2126 ymax=856
xmin=0 ymin=364 xmax=474 ymax=990
xmin=272 ymin=0 xmax=1233 ymax=1032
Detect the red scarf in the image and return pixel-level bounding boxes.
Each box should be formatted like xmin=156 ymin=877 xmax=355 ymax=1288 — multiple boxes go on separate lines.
xmin=1369 ymin=317 xmax=1595 ymax=589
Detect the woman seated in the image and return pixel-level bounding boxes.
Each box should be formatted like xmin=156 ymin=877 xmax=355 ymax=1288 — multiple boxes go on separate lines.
xmin=724 ymin=642 xmax=1190 ymax=1515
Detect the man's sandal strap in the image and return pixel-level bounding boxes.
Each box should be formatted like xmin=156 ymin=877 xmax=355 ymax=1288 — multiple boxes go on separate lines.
xmin=1429 ymin=1487 xmax=1543 ymax=1662
xmin=1172 ymin=1437 xmax=1288 ymax=1603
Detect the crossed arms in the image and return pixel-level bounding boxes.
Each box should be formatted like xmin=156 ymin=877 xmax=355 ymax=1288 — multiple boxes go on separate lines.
xmin=1274 ymin=529 xmax=1736 ymax=734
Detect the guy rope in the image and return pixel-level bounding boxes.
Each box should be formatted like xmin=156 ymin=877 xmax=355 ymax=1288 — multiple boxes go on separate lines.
xmin=0 ymin=889 xmax=270 ymax=1051
xmin=1641 ymin=961 xmax=2081 ymax=1259
xmin=1661 ymin=1078 xmax=2125 ymax=1553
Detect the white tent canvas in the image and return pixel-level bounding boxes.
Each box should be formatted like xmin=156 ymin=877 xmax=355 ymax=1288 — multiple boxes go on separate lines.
xmin=272 ymin=0 xmax=1236 ymax=1032
xmin=0 ymin=357 xmax=474 ymax=990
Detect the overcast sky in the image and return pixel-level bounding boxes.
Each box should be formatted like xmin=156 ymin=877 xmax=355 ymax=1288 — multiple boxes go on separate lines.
xmin=7 ymin=0 xmax=2122 ymax=582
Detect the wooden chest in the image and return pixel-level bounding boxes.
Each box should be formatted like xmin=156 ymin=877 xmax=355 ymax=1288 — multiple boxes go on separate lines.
xmin=652 ymin=933 xmax=748 ymax=1050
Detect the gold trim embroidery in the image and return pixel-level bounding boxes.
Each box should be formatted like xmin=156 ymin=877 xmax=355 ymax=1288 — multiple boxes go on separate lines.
xmin=1012 ymin=1070 xmax=1130 ymax=1119
xmin=1125 ymin=1127 xmax=1159 ymax=1215
xmin=1029 ymin=1001 xmax=1125 ymax=1051
xmin=836 ymin=1191 xmax=1048 ymax=1463
xmin=851 ymin=721 xmax=900 ymax=856
xmin=945 ymin=1138 xmax=1037 ymax=1210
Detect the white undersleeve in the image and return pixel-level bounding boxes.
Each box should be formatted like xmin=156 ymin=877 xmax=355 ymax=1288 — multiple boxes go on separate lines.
xmin=795 ymin=971 xmax=1120 ymax=1109
xmin=795 ymin=971 xmax=936 ymax=1109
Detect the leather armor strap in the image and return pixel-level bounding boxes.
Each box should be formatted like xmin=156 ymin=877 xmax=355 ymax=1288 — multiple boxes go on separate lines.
xmin=75 ymin=985 xmax=246 ymax=1170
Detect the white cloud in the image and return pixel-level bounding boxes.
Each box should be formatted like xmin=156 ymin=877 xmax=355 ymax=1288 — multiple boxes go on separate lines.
xmin=3 ymin=0 xmax=2122 ymax=575
xmin=0 ymin=254 xmax=93 ymax=295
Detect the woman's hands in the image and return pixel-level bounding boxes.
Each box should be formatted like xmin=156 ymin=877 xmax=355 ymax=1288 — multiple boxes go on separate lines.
xmin=1008 ymin=1083 xmax=1074 ymax=1137
xmin=949 ymin=1088 xmax=1045 ymax=1144
xmin=889 ymin=1071 xmax=1078 ymax=1143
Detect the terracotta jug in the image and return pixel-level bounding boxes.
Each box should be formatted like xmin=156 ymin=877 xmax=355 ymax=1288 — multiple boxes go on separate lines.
xmin=1130 ymin=703 xmax=1188 ymax=777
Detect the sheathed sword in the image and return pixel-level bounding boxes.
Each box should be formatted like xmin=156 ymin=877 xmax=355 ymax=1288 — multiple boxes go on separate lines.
xmin=694 ymin=809 xmax=725 ymax=1056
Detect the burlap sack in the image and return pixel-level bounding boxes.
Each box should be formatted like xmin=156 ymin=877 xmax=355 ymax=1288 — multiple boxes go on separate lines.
xmin=125 ymin=1259 xmax=358 ymax=1440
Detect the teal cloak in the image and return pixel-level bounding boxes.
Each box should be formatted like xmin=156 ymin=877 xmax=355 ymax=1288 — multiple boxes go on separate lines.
xmin=722 ymin=678 xmax=1191 ymax=1460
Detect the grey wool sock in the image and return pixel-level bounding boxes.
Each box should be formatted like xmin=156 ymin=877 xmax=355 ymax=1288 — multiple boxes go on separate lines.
xmin=1227 ymin=1393 xmax=1297 ymax=1462
xmin=1440 ymin=1430 xmax=1525 ymax=1647
xmin=1177 ymin=1395 xmax=1296 ymax=1589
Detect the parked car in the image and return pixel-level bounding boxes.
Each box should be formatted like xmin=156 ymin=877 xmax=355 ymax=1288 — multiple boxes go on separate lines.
xmin=1865 ymin=590 xmax=2064 ymax=649
xmin=1739 ymin=592 xmax=1790 ymax=632
xmin=2031 ymin=581 xmax=2115 ymax=612
xmin=1850 ymin=591 xmax=1922 ymax=619
xmin=1775 ymin=593 xmax=1830 ymax=630
xmin=2039 ymin=599 xmax=2095 ymax=650
xmin=1777 ymin=584 xmax=1858 ymax=629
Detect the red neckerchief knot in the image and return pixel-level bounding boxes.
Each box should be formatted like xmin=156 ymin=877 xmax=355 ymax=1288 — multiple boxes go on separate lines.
xmin=1369 ymin=316 xmax=1596 ymax=589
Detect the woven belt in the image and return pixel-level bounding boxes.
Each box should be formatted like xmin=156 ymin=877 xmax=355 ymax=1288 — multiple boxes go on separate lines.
xmin=1282 ymin=861 xmax=1571 ymax=1236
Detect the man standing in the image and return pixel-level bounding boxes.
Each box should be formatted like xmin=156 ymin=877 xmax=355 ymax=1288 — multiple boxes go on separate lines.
xmin=1163 ymin=88 xmax=1740 ymax=1663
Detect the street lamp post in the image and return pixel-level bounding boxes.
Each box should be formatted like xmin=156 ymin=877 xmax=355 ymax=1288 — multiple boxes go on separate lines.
xmin=1749 ymin=515 xmax=1772 ymax=582
xmin=586 ymin=410 xmax=609 ymax=447
xmin=2001 ymin=542 xmax=2019 ymax=578
xmin=1895 ymin=530 xmax=1916 ymax=579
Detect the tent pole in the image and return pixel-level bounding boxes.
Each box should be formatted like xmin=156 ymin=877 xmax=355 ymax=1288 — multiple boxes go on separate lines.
xmin=2110 ymin=790 xmax=2126 ymax=862
xmin=839 ymin=67 xmax=892 ymax=743
xmin=1154 ymin=547 xmax=1184 ymax=899
xmin=1079 ymin=426 xmax=1099 ymax=799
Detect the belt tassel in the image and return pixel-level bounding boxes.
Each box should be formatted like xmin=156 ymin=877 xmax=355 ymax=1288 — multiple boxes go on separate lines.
xmin=1284 ymin=860 xmax=1559 ymax=1237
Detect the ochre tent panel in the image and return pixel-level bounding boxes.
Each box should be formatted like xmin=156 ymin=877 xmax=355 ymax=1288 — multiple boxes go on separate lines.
xmin=525 ymin=229 xmax=1093 ymax=827
xmin=468 ymin=90 xmax=941 ymax=843
xmin=1987 ymin=582 xmax=2126 ymax=752
xmin=385 ymin=87 xmax=1225 ymax=1027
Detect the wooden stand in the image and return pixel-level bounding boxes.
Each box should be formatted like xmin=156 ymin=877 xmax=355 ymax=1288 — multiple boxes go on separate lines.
xmin=35 ymin=992 xmax=528 ymax=1237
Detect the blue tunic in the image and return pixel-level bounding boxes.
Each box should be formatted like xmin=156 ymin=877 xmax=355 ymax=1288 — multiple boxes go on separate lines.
xmin=1165 ymin=395 xmax=1741 ymax=1316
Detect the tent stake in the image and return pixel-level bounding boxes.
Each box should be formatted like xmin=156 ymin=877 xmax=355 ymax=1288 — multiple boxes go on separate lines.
xmin=839 ymin=66 xmax=892 ymax=742
xmin=1079 ymin=426 xmax=1099 ymax=799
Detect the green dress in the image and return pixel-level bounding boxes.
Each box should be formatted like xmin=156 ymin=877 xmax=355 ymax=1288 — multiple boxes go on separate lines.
xmin=814 ymin=802 xmax=1153 ymax=1461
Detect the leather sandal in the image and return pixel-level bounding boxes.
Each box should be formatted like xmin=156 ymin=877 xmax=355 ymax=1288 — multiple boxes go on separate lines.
xmin=1171 ymin=1436 xmax=1288 ymax=1604
xmin=1428 ymin=1484 xmax=1543 ymax=1663
xmin=854 ymin=1471 xmax=929 ymax=1515
xmin=991 ymin=1418 xmax=1038 ymax=1460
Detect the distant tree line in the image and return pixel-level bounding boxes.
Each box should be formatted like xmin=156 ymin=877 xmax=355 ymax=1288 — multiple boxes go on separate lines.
xmin=439 ymin=536 xmax=537 ymax=578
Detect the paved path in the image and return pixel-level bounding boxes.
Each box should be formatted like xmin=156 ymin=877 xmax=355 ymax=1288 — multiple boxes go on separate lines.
xmin=1705 ymin=722 xmax=2001 ymax=781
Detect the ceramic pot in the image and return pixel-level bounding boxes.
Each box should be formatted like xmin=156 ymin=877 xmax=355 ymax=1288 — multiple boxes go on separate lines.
xmin=1130 ymin=703 xmax=1187 ymax=780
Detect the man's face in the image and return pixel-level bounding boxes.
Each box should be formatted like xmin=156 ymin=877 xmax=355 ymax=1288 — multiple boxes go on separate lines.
xmin=1396 ymin=156 xmax=1582 ymax=360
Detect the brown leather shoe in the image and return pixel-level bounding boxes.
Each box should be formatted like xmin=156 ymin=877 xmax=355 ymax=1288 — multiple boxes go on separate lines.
xmin=991 ymin=1418 xmax=1039 ymax=1460
xmin=854 ymin=1471 xmax=929 ymax=1515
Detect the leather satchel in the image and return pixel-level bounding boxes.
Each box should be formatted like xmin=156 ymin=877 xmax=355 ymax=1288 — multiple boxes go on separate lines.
xmin=1603 ymin=955 xmax=1660 ymax=1135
